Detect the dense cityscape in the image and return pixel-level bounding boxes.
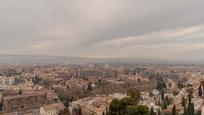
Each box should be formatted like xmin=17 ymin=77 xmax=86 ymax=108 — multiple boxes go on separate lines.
xmin=0 ymin=61 xmax=203 ymax=115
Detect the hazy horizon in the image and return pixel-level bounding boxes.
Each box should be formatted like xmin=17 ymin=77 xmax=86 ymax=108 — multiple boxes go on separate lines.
xmin=1 ymin=0 xmax=204 ymax=62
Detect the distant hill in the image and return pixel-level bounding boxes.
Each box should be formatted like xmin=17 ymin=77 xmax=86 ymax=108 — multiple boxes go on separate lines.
xmin=0 ymin=55 xmax=203 ymax=65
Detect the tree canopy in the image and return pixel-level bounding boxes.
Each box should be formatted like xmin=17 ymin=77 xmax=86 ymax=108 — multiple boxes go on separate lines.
xmin=106 ymin=87 xmax=149 ymax=115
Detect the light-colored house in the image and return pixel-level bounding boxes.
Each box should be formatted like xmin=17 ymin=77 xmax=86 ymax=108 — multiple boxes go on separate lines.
xmin=40 ymin=103 xmax=65 ymax=115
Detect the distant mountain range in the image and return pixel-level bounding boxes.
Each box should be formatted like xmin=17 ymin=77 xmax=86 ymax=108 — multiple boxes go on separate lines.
xmin=0 ymin=55 xmax=203 ymax=65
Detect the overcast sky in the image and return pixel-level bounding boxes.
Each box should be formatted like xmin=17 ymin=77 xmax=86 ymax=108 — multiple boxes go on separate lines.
xmin=0 ymin=0 xmax=204 ymax=61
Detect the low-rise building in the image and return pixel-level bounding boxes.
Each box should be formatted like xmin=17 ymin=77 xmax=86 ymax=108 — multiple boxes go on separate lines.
xmin=40 ymin=103 xmax=65 ymax=115
xmin=69 ymin=93 xmax=126 ymax=115
xmin=0 ymin=76 xmax=15 ymax=89
xmin=3 ymin=92 xmax=45 ymax=113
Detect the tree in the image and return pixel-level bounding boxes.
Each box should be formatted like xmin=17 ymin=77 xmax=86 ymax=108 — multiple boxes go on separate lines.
xmin=77 ymin=107 xmax=82 ymax=115
xmin=161 ymin=90 xmax=164 ymax=101
xmin=59 ymin=108 xmax=71 ymax=115
xmin=177 ymin=81 xmax=184 ymax=89
xmin=109 ymin=98 xmax=124 ymax=115
xmin=72 ymin=106 xmax=82 ymax=115
xmin=136 ymin=105 xmax=149 ymax=115
xmin=120 ymin=97 xmax=134 ymax=106
xmin=126 ymin=105 xmax=149 ymax=115
xmin=106 ymin=88 xmax=149 ymax=115
xmin=198 ymin=85 xmax=203 ymax=97
xmin=18 ymin=89 xmax=22 ymax=95
xmin=187 ymin=103 xmax=194 ymax=115
xmin=184 ymin=106 xmax=187 ymax=115
xmin=187 ymin=88 xmax=194 ymax=98
xmin=172 ymin=104 xmax=176 ymax=115
xmin=156 ymin=80 xmax=166 ymax=91
xmin=87 ymin=82 xmax=93 ymax=92
xmin=162 ymin=98 xmax=167 ymax=110
xmin=127 ymin=88 xmax=141 ymax=105
xmin=165 ymin=96 xmax=170 ymax=105
xmin=188 ymin=96 xmax=191 ymax=106
xmin=126 ymin=105 xmax=138 ymax=115
xmin=158 ymin=109 xmax=161 ymax=115
xmin=150 ymin=107 xmax=155 ymax=115
xmin=181 ymin=96 xmax=187 ymax=107
xmin=187 ymin=95 xmax=194 ymax=115
xmin=186 ymin=89 xmax=194 ymax=115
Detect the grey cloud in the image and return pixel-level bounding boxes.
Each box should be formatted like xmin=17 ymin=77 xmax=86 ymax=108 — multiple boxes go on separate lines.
xmin=0 ymin=0 xmax=204 ymax=61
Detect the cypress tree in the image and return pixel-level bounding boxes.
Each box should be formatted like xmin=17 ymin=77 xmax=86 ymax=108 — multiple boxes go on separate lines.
xmin=150 ymin=107 xmax=155 ymax=115
xmin=187 ymin=96 xmax=191 ymax=115
xmin=162 ymin=98 xmax=167 ymax=110
xmin=188 ymin=96 xmax=191 ymax=107
xmin=172 ymin=104 xmax=176 ymax=115
xmin=77 ymin=107 xmax=82 ymax=115
xmin=158 ymin=109 xmax=161 ymax=115
xmin=166 ymin=96 xmax=170 ymax=105
xmin=191 ymin=103 xmax=194 ymax=115
xmin=181 ymin=96 xmax=186 ymax=107
xmin=187 ymin=101 xmax=194 ymax=115
xmin=87 ymin=82 xmax=92 ymax=92
xmin=184 ymin=106 xmax=187 ymax=115
xmin=161 ymin=90 xmax=164 ymax=101
xmin=189 ymin=103 xmax=194 ymax=115
xmin=198 ymin=85 xmax=203 ymax=97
